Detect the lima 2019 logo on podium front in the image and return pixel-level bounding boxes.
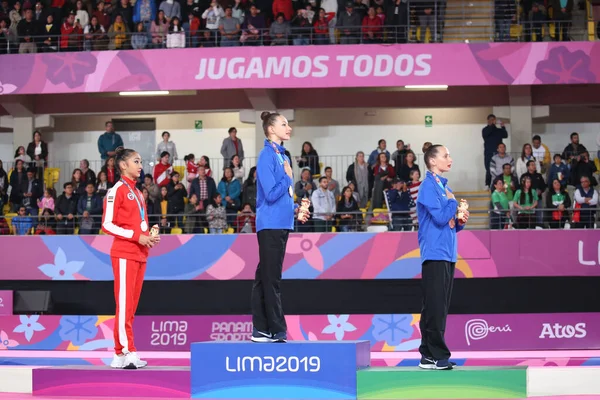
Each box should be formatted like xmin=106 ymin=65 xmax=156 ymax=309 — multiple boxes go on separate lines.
xmin=190 ymin=340 xmax=370 ymax=399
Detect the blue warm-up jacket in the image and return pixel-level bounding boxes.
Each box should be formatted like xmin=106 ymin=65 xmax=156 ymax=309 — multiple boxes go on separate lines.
xmin=417 ymin=171 xmax=464 ymax=263
xmin=256 ymin=139 xmax=297 ymax=232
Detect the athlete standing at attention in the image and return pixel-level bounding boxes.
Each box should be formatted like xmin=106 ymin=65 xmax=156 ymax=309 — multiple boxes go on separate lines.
xmin=102 ymin=148 xmax=160 ymax=369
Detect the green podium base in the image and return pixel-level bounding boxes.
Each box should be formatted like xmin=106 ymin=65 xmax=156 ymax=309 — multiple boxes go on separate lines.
xmin=357 ymin=366 xmax=528 ymax=399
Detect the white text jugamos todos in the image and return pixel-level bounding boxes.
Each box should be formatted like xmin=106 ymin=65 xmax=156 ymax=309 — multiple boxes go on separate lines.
xmin=210 ymin=321 xmax=253 ymax=341
xmin=226 ymin=356 xmax=321 ymax=373
xmin=539 ymin=323 xmax=587 ymax=339
xmin=195 ymin=54 xmax=432 ymax=80
xmin=150 ymin=320 xmax=188 ymax=346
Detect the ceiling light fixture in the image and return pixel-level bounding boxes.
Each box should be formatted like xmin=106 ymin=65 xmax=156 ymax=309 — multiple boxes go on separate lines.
xmin=404 ymin=85 xmax=449 ymax=90
xmin=118 ymin=91 xmax=170 ymax=96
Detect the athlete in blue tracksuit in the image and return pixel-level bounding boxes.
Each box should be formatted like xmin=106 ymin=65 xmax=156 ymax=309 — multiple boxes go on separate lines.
xmin=416 ymin=145 xmax=469 ymax=370
xmin=251 ymin=111 xmax=308 ymax=344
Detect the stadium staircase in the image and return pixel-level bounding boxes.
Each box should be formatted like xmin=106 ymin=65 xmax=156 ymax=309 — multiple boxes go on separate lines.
xmin=453 ymin=190 xmax=491 ymax=229
xmin=442 ymin=0 xmax=495 ymax=42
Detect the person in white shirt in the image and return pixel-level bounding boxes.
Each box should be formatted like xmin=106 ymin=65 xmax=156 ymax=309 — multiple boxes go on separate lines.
xmin=311 ymin=176 xmax=335 ymax=232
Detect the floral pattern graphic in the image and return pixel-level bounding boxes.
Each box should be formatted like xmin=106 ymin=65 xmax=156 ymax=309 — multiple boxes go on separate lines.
xmin=13 ymin=315 xmax=45 ymax=342
xmin=287 ymin=234 xmax=324 ymax=271
xmin=321 ymin=315 xmax=357 ymax=340
xmin=371 ymin=314 xmax=414 ymax=346
xmin=0 ymin=330 xmax=19 ymax=349
xmin=38 ymin=247 xmax=84 ymax=280
xmin=535 ymin=46 xmax=596 ymax=84
xmin=0 ymin=81 xmax=17 ymax=94
xmin=58 ymin=316 xmax=98 ymax=346
xmin=41 ymin=52 xmax=98 ymax=89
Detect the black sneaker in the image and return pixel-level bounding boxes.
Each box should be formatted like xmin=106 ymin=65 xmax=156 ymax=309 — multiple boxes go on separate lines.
xmin=272 ymin=332 xmax=287 ymax=343
xmin=418 ymin=357 xmax=436 ymax=370
xmin=251 ymin=327 xmax=274 ymax=343
xmin=434 ymin=359 xmax=453 ymax=370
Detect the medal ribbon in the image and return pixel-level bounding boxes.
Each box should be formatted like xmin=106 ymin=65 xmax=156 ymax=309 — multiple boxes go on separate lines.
xmin=121 ymin=179 xmax=145 ymax=223
xmin=270 ymin=140 xmax=285 ymax=164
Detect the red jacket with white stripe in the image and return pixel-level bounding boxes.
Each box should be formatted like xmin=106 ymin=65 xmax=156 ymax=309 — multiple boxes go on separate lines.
xmin=102 ymin=176 xmax=149 ymax=262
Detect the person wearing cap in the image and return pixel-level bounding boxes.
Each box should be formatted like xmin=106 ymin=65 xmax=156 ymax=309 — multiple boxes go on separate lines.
xmin=336 ymin=1 xmax=361 ymax=44
xmin=385 ymin=179 xmax=412 ymax=231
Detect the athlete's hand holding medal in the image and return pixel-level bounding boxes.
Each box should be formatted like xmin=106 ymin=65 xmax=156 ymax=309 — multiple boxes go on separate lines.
xmin=297 ymin=197 xmax=311 ymax=224
xmin=138 ymin=224 xmax=161 ymax=248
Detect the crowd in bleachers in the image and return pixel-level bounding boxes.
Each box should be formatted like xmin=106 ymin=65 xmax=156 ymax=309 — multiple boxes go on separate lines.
xmin=0 ymin=114 xmax=598 ymax=235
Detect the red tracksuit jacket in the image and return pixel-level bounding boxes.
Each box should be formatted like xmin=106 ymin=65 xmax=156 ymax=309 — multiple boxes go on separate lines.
xmin=102 ymin=176 xmax=149 ymax=262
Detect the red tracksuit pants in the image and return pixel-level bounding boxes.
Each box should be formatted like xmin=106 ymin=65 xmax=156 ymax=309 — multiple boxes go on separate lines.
xmin=112 ymin=257 xmax=147 ymax=355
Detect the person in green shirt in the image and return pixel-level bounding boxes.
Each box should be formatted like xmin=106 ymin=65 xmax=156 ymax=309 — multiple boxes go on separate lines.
xmin=491 ymin=177 xmax=511 ymax=229
xmin=513 ymin=176 xmax=538 ymax=229
xmin=501 ymin=163 xmax=518 ymax=200
xmin=545 ymin=178 xmax=571 ymax=229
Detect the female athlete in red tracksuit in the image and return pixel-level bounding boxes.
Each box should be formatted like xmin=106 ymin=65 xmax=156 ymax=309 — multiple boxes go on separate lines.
xmin=102 ymin=148 xmax=159 ymax=370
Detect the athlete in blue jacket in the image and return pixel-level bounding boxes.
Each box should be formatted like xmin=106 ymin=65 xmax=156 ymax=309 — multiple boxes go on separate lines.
xmin=251 ymin=111 xmax=308 ymax=344
xmin=417 ymin=145 xmax=470 ymax=370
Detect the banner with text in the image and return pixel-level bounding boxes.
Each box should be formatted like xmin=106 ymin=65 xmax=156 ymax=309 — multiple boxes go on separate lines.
xmin=0 ymin=43 xmax=598 ymax=95
xmin=0 ymin=313 xmax=598 ymax=353
xmin=0 ymin=230 xmax=598 ymax=281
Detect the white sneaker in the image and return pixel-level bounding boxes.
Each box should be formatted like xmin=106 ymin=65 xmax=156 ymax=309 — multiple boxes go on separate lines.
xmin=123 ymin=352 xmax=147 ymax=369
xmin=110 ymin=354 xmax=126 ymax=369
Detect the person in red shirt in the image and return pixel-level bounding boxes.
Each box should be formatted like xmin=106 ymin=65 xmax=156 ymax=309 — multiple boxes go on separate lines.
xmin=60 ymin=11 xmax=83 ymax=50
xmin=272 ymin=0 xmax=293 ymax=20
xmin=102 ymin=148 xmax=160 ymax=370
xmin=153 ymin=151 xmax=173 ymax=187
xmin=361 ymin=6 xmax=382 ymax=43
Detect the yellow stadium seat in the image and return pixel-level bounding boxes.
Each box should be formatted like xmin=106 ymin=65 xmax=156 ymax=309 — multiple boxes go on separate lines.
xmin=371 ymin=208 xmax=389 ymax=225
xmin=5 ymin=213 xmax=16 ymax=234
xmin=99 ymin=229 xmax=106 ymax=235
xmin=44 ymin=168 xmax=60 ymax=189
xmin=226 ymin=227 xmax=235 ymax=234
xmin=3 ymin=204 xmax=10 ymax=215
xmin=171 ymin=227 xmax=183 ymax=234
xmin=173 ymin=165 xmax=185 ymax=179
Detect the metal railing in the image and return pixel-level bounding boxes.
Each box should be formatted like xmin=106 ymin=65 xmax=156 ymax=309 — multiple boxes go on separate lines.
xmin=1 ymin=207 xmax=597 ymax=235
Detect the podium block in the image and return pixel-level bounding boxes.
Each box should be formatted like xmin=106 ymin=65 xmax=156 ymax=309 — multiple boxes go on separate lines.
xmin=191 ymin=340 xmax=370 ymax=399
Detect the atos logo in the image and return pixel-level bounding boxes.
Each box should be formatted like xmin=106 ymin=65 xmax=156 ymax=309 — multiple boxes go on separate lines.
xmin=539 ymin=323 xmax=586 ymax=339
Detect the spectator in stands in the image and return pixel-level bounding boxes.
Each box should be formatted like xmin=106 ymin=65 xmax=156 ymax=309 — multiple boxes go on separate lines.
xmin=337 ymin=2 xmax=361 ymax=44
xmin=113 ymin=0 xmax=134 ymax=30
xmin=236 ymin=203 xmax=256 ymax=233
xmin=392 ymin=140 xmax=409 ymax=172
xmin=55 ymin=182 xmax=78 ymax=234
xmin=71 ymin=168 xmax=86 ymax=196
xmin=324 ymin=166 xmax=340 ymax=198
xmin=101 ymin=156 xmax=119 ymax=187
xmin=386 ymin=179 xmax=412 ymax=231
xmin=273 ymin=0 xmax=293 ymax=20
xmin=397 ymin=150 xmax=419 ymax=183
xmin=13 ymin=206 xmax=33 ymax=235
xmin=201 ymin=0 xmax=224 ymax=40
xmin=22 ymin=167 xmax=42 ymax=217
xmin=133 ymin=0 xmax=156 ymax=34
xmin=501 ymin=162 xmax=518 ymax=200
xmin=417 ymin=1 xmax=436 ymax=43
xmin=96 ymin=170 xmax=109 ymax=197
xmin=241 ymin=166 xmax=257 ymax=211
xmin=154 ymin=151 xmax=173 ymax=187
xmin=512 ymin=175 xmax=538 ymax=229
xmin=77 ymin=182 xmax=102 ymax=234
xmin=219 ymin=6 xmax=240 ymax=45
xmin=0 ymin=19 xmax=12 ymax=55
xmin=189 ymin=165 xmax=217 ymax=209
xmin=155 ymin=132 xmax=177 ymax=164
xmin=570 ymin=151 xmax=597 ymax=187
xmin=491 ymin=177 xmax=510 ymax=229
xmin=232 ymin=0 xmax=244 ymax=21
xmin=0 ymin=0 xmax=9 ymax=20
xmin=520 ymin=159 xmax=546 ymax=226
xmin=60 ymin=11 xmax=83 ymax=51
xmin=527 ymin=2 xmax=546 ymax=42
xmin=551 ymin=0 xmax=572 ymax=41
xmin=221 ymin=127 xmax=244 ymax=167
xmin=93 ymin=2 xmax=110 ymax=30
xmin=546 ymin=179 xmax=571 ymax=229
xmin=230 ymin=154 xmax=245 ymax=183
xmin=295 ymin=167 xmax=315 ymax=200
xmin=562 ymin=132 xmax=587 ymax=165
xmin=27 ymin=130 xmax=48 ymax=176
xmin=183 ymin=11 xmax=200 ymax=47
xmin=218 ymin=167 xmax=241 ymax=226
xmin=337 ymin=185 xmax=360 ymax=232
xmin=312 ymin=7 xmax=332 ymax=44
xmin=548 ymin=154 xmax=569 ymax=188
xmin=142 ymin=173 xmax=160 ymax=203
xmin=516 ymin=143 xmax=537 ymax=178
xmin=9 ymin=1 xmax=22 ymax=37
xmin=312 ymin=176 xmax=335 ymax=232
xmin=158 ymin=186 xmax=171 ymax=233
xmin=33 ymin=1 xmax=46 ymax=24
xmin=198 ymin=156 xmax=212 ymax=177
xmin=372 ymin=152 xmax=395 ymax=209
xmin=79 ymin=159 xmax=96 ymax=186
xmin=98 ymin=121 xmax=124 ymax=161
xmin=75 ymin=0 xmax=89 ymax=27
xmin=108 ymin=13 xmax=128 ymax=49
xmin=14 ymin=145 xmax=29 ymax=163
xmin=9 ymin=159 xmax=26 ymax=212
xmin=297 ymin=141 xmax=320 ymax=175
xmin=241 ymin=5 xmax=266 ymax=45
xmin=368 ymin=139 xmax=390 ymax=167
xmin=290 ymin=8 xmax=311 ymax=45
xmin=482 ymin=114 xmax=508 ymax=189
xmin=206 ymin=193 xmax=227 ymax=233
xmin=346 ymin=151 xmax=372 ymax=208
xmin=167 ymin=171 xmax=186 ymax=228
xmin=573 ymin=176 xmax=597 ymax=229
xmin=17 ymin=8 xmax=37 ymax=53
xmin=159 ymin=0 xmax=181 ymax=22
xmin=532 ymin=135 xmax=551 ymax=174
xmin=0 ymin=160 xmax=8 ymax=206
xmin=361 ymin=6 xmax=382 ymax=43
xmin=489 ymin=143 xmax=514 ymax=183
xmin=166 ymin=15 xmax=185 ymax=46
xmin=182 ymin=193 xmax=200 ymax=233
xmin=494 ymin=0 xmax=514 ymax=42
xmin=142 ymin=187 xmax=157 ymax=227
xmin=270 ymin=12 xmax=290 ymax=44
xmin=35 ymin=208 xmax=56 ymax=235
xmin=37 ymin=187 xmax=55 ymax=212
xmin=84 ymin=15 xmax=107 ymax=50
xmin=385 ymin=0 xmax=408 ymax=43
